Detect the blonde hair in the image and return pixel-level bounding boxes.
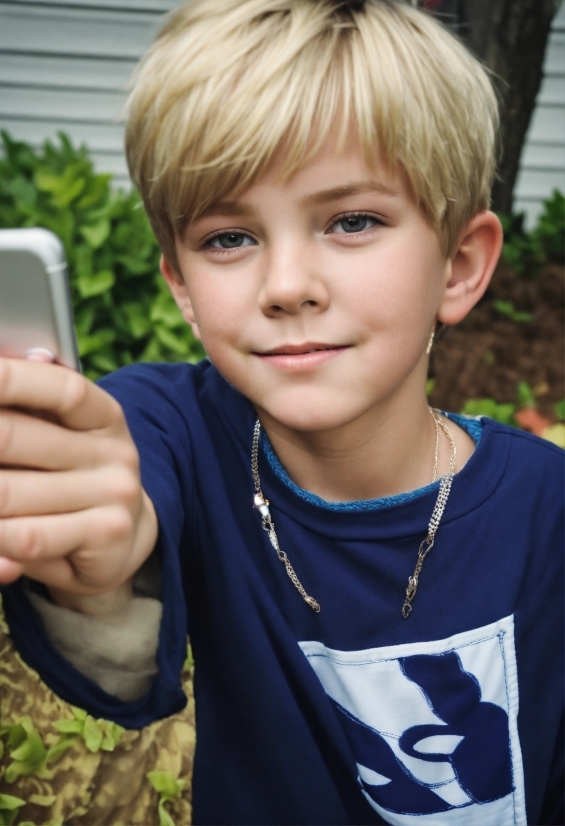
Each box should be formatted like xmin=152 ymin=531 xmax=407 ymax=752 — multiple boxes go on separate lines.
xmin=125 ymin=0 xmax=499 ymax=268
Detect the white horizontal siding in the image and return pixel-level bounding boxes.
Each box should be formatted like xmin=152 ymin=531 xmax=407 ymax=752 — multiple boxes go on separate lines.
xmin=12 ymin=0 xmax=175 ymax=9
xmin=0 ymin=53 xmax=136 ymax=91
xmin=0 ymin=4 xmax=164 ymax=58
xmin=515 ymin=2 xmax=565 ymax=225
xmin=0 ymin=0 xmax=564 ymax=219
xmin=0 ymin=0 xmax=177 ymax=189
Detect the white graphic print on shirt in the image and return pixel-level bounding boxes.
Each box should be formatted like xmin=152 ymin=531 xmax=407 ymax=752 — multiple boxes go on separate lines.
xmin=299 ymin=615 xmax=526 ymax=826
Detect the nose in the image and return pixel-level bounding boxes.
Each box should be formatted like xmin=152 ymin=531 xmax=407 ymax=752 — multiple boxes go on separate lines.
xmin=258 ymin=241 xmax=330 ymax=317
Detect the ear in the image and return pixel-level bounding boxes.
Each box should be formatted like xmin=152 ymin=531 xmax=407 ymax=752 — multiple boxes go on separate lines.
xmin=437 ymin=210 xmax=503 ymax=326
xmin=160 ymin=255 xmax=202 ymax=341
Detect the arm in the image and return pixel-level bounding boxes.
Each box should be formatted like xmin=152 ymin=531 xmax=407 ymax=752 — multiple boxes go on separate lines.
xmin=0 ymin=356 xmax=157 ymax=608
xmin=0 ymin=358 xmax=189 ymax=722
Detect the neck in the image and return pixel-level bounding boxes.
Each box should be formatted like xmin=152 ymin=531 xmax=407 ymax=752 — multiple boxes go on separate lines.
xmin=258 ymin=395 xmax=473 ymax=503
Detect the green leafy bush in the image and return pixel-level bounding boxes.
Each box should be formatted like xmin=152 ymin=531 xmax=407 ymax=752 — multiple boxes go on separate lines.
xmin=0 ymin=131 xmax=205 ymax=380
xmin=499 ymin=190 xmax=565 ymax=276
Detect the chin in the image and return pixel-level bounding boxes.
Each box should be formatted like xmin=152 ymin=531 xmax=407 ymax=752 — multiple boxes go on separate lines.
xmin=256 ymin=389 xmax=369 ymax=433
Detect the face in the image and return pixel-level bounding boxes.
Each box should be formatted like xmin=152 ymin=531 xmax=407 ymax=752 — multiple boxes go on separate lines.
xmin=164 ymin=140 xmax=452 ymax=434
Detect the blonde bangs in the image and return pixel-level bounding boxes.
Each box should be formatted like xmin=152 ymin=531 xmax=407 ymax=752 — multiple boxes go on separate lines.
xmin=125 ymin=0 xmax=499 ymax=268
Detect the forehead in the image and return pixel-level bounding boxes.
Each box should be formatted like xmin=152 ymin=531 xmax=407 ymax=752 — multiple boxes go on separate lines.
xmin=199 ymin=134 xmax=411 ymax=216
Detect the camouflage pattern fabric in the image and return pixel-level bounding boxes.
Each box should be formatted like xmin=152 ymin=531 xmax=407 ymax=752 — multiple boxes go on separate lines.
xmin=0 ymin=595 xmax=195 ymax=826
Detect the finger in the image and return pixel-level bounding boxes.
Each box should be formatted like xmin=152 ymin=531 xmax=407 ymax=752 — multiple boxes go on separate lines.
xmin=0 ymin=466 xmax=138 ymax=517
xmin=0 ymin=556 xmax=23 ymax=584
xmin=0 ymin=508 xmax=135 ymax=593
xmin=17 ymin=557 xmax=82 ymax=593
xmin=0 ymin=408 xmax=136 ymax=472
xmin=0 ymin=357 xmax=124 ymax=432
xmin=25 ymin=348 xmax=56 ymax=363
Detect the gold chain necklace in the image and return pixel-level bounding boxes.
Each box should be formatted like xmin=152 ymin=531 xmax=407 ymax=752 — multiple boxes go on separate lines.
xmin=251 ymin=409 xmax=456 ymax=617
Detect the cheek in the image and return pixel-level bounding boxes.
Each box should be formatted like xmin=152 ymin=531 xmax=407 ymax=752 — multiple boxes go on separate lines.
xmin=187 ymin=272 xmax=250 ymax=350
xmin=340 ymin=245 xmax=443 ymax=336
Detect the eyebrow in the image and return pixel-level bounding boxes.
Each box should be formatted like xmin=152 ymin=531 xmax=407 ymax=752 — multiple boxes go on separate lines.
xmin=300 ymin=181 xmax=399 ymax=206
xmin=198 ymin=201 xmax=258 ymax=219
xmin=196 ymin=180 xmax=398 ymax=221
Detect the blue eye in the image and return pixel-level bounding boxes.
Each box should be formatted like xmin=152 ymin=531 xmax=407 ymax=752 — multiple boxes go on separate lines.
xmin=208 ymin=232 xmax=256 ymax=249
xmin=331 ymin=215 xmax=378 ymax=234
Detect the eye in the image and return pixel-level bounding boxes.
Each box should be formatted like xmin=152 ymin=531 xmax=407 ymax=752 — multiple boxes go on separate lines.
xmin=206 ymin=232 xmax=256 ymax=249
xmin=328 ymin=214 xmax=380 ymax=234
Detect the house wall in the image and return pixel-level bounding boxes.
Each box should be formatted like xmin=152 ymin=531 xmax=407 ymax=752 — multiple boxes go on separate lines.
xmin=1 ymin=0 xmax=564 ymax=222
xmin=514 ymin=0 xmax=565 ymax=225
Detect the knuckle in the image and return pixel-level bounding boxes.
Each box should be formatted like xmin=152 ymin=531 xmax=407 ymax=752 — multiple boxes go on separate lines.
xmin=12 ymin=523 xmax=43 ymax=560
xmin=0 ymin=475 xmax=11 ymax=515
xmin=106 ymin=396 xmax=127 ymax=428
xmin=96 ymin=436 xmax=139 ymax=475
xmin=0 ymin=415 xmax=15 ymax=457
xmin=0 ymin=359 xmax=12 ymax=399
xmin=101 ymin=508 xmax=134 ymax=545
xmin=60 ymin=372 xmax=89 ymax=415
xmin=114 ymin=439 xmax=139 ymax=471
xmin=109 ymin=468 xmax=140 ymax=507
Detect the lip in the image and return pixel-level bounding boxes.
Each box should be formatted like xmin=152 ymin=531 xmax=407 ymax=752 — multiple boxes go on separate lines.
xmin=254 ymin=343 xmax=350 ymax=370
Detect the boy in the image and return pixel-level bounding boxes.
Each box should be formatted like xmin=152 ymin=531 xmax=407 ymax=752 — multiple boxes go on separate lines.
xmin=0 ymin=0 xmax=562 ymax=823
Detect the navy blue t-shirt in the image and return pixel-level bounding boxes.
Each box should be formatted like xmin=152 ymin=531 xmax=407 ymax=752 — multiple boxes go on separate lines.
xmin=2 ymin=361 xmax=563 ymax=825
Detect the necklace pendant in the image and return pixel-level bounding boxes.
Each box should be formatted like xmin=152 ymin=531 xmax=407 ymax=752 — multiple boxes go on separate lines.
xmin=253 ymin=492 xmax=271 ymax=519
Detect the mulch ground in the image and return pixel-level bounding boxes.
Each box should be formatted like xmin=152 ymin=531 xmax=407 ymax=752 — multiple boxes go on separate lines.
xmin=429 ymin=260 xmax=564 ymax=420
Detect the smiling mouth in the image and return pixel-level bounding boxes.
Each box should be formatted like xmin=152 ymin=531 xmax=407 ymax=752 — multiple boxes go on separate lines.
xmin=258 ymin=343 xmax=349 ymax=356
xmin=254 ymin=343 xmax=350 ymax=369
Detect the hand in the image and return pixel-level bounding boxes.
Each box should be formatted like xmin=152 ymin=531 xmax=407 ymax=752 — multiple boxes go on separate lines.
xmin=0 ymin=357 xmax=158 ymax=613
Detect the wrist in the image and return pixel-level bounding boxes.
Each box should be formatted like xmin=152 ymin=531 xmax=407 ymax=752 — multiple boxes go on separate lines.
xmin=47 ymin=579 xmax=134 ymax=615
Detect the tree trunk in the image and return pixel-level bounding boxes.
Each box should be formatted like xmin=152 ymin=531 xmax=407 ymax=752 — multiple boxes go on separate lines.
xmin=422 ymin=0 xmax=557 ymax=214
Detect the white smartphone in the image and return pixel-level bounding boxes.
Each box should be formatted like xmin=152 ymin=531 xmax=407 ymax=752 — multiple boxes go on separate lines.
xmin=0 ymin=228 xmax=80 ymax=371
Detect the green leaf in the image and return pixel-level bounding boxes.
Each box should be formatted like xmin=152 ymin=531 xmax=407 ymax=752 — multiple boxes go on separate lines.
xmin=52 ymin=175 xmax=85 ymax=208
xmin=82 ymin=717 xmax=103 ymax=753
xmin=516 ymin=381 xmax=536 ymax=408
xmin=116 ymin=253 xmax=153 ymax=275
xmin=33 ymin=168 xmax=62 ymax=194
xmin=89 ymin=348 xmax=120 ymax=373
xmin=460 ymin=398 xmax=517 ymax=426
xmin=183 ymin=644 xmax=194 ymax=672
xmin=76 ymin=268 xmax=115 ymax=299
xmin=157 ymin=798 xmax=177 ymax=826
xmin=7 ymin=718 xmax=46 ymax=768
xmin=554 ymin=400 xmax=565 ymax=422
xmin=52 ymin=719 xmax=83 ymax=734
xmin=1 ymin=724 xmax=26 ymax=752
xmin=0 ymin=795 xmax=25 ymax=812
xmin=77 ymin=330 xmax=116 ymax=358
xmin=29 ymin=794 xmax=57 ymax=807
xmin=111 ymin=722 xmax=125 ymax=746
xmin=80 ymin=218 xmax=110 ymax=249
xmin=74 ymin=244 xmax=93 ymax=281
xmin=150 ymin=291 xmax=185 ymax=328
xmin=123 ymin=301 xmax=152 ymax=338
xmin=5 ymin=759 xmax=35 ymax=783
xmin=147 ymin=771 xmax=183 ymax=798
xmin=492 ymin=300 xmax=533 ymax=323
xmin=45 ymin=735 xmax=75 ymax=765
xmin=71 ymin=706 xmax=88 ymax=721
xmin=155 ymin=325 xmax=188 ymax=355
xmin=6 ymin=175 xmax=37 ymax=209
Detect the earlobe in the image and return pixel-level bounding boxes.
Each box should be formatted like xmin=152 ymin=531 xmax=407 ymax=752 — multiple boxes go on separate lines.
xmin=159 ymin=255 xmax=202 ymax=340
xmin=437 ymin=211 xmax=503 ymax=326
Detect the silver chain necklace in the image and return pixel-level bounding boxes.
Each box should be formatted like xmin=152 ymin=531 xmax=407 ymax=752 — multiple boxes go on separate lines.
xmin=251 ymin=409 xmax=456 ymax=617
